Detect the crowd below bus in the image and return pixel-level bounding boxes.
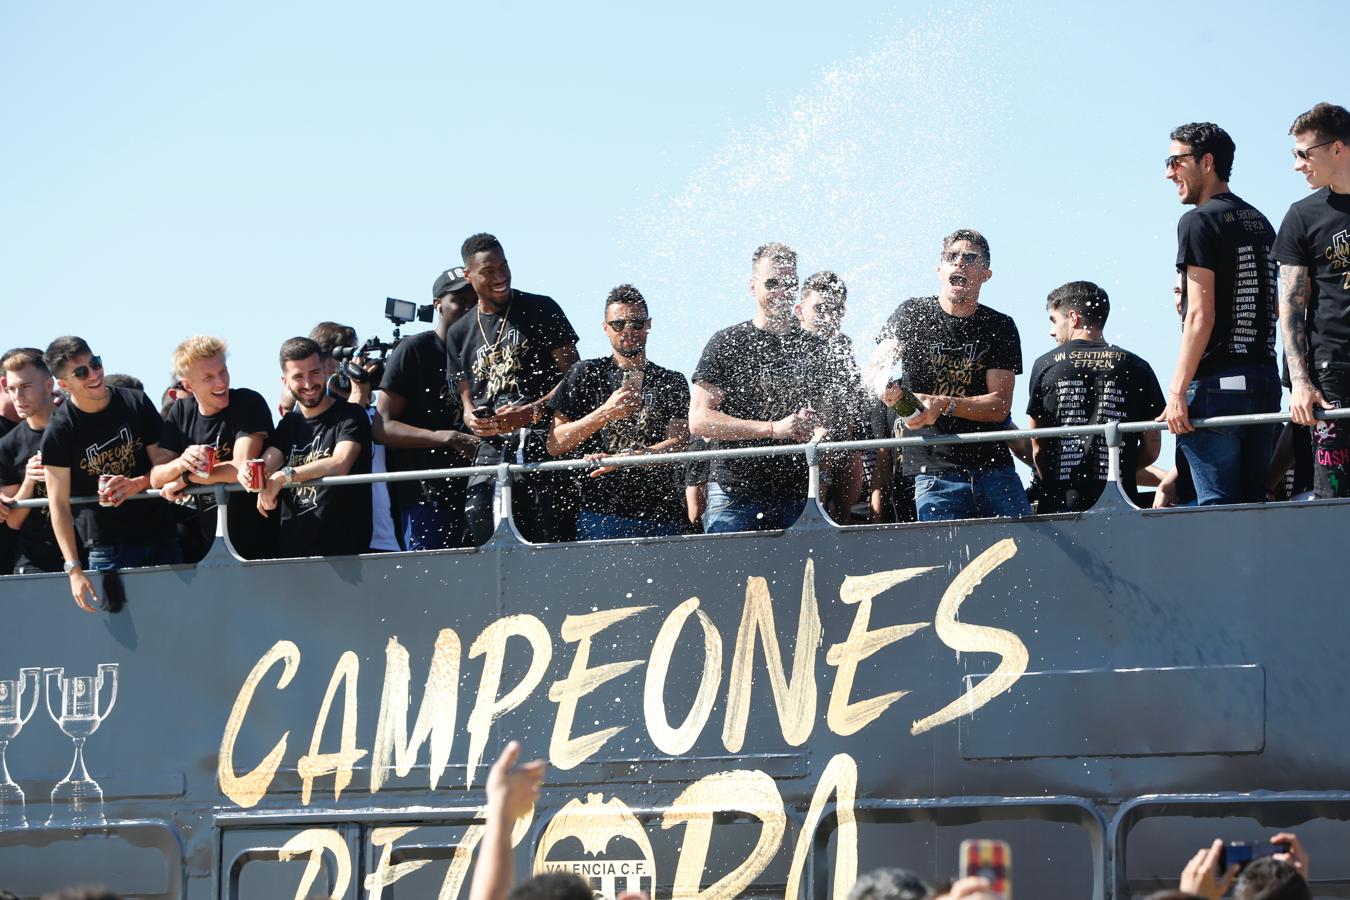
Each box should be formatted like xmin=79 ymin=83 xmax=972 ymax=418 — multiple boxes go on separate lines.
xmin=3 ymin=104 xmax=1350 ymax=612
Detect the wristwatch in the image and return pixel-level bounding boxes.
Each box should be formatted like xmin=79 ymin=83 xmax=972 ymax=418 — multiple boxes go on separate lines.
xmin=280 ymin=465 xmax=296 ymax=485
xmin=63 ymin=560 xmax=81 ymax=575
xmin=943 ymin=397 xmax=958 ymax=417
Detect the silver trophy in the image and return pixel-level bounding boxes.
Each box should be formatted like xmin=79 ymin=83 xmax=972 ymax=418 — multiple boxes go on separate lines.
xmin=0 ymin=668 xmax=40 ymax=828
xmin=44 ymin=664 xmax=118 ymax=826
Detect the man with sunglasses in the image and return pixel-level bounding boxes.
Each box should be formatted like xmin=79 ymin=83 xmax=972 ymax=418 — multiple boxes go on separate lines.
xmin=864 ymin=230 xmax=1029 ymax=522
xmin=1274 ymin=102 xmax=1350 ymax=499
xmin=690 ymin=242 xmax=841 ymax=533
xmin=39 ymin=336 xmax=180 ymax=611
xmin=546 ymin=284 xmax=690 ymax=539
xmin=1161 ymin=122 xmax=1280 ymax=505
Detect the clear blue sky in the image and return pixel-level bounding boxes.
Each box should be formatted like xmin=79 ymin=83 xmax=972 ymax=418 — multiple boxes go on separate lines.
xmin=1 ymin=1 xmax=1333 ymax=463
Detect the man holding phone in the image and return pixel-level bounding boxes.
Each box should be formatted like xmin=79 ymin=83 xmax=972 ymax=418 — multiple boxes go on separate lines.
xmin=546 ymin=284 xmax=690 ymax=539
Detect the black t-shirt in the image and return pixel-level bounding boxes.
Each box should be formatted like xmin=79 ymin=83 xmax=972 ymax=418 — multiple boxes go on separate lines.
xmin=878 ymin=297 xmax=1023 ymax=475
xmin=445 ymin=290 xmax=579 ymax=413
xmin=39 ymin=386 xmax=177 ymax=548
xmin=266 ymin=400 xmax=372 ymax=558
xmin=161 ymin=389 xmax=275 ymax=558
xmin=0 ymin=422 xmax=61 ymax=571
xmin=1175 ymin=192 xmax=1279 ymax=378
xmin=1025 ymin=339 xmax=1165 ymax=512
xmin=549 ymin=357 xmax=690 ymax=521
xmin=379 ymin=328 xmax=469 ymax=508
xmin=692 ymin=320 xmax=842 ymax=501
xmin=1273 ymin=187 xmax=1350 ymax=369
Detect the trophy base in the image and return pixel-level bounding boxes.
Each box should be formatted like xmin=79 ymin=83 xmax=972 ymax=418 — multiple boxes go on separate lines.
xmin=48 ymin=778 xmax=105 ymax=827
xmin=0 ymin=781 xmax=27 ymax=829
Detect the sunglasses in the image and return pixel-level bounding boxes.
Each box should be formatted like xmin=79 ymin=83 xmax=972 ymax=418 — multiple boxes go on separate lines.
xmin=607 ymin=318 xmax=651 ymax=332
xmin=941 ymin=250 xmax=985 ymax=265
xmin=67 ymin=356 xmax=104 ymax=381
xmin=1292 ymin=140 xmax=1335 ymax=161
xmin=763 ymin=277 xmax=799 ymax=292
xmin=1164 ymin=152 xmax=1196 ymax=171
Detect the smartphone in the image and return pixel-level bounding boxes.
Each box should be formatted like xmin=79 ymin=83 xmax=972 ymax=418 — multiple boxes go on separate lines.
xmin=960 ymin=839 xmax=1011 ymax=899
xmin=622 ymin=368 xmax=644 ymax=393
xmin=1218 ymin=841 xmax=1290 ymax=873
xmin=473 ymin=405 xmax=495 ymax=418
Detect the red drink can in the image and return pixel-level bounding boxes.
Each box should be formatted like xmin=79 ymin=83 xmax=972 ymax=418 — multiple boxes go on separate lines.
xmin=97 ymin=473 xmax=115 ymax=507
xmin=246 ymin=459 xmax=266 ymax=493
xmin=196 ymin=445 xmax=216 ymax=478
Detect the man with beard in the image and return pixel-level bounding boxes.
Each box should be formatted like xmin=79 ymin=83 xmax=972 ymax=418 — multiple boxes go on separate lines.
xmin=546 ymin=284 xmax=690 ymax=539
xmin=1275 ymin=102 xmax=1350 ymax=499
xmin=257 ymin=337 xmax=372 ymax=558
xmin=150 ymin=335 xmax=275 ymax=560
xmin=689 ymin=242 xmax=839 ymax=533
xmin=375 ymin=265 xmax=481 ymax=549
xmin=40 ymin=335 xmax=180 ymax=611
xmin=1161 ymin=121 xmax=1281 ymax=504
xmin=446 ymin=233 xmax=580 ymax=544
xmin=863 ymin=230 xmax=1029 ymax=522
xmin=0 ymin=348 xmax=63 ymax=573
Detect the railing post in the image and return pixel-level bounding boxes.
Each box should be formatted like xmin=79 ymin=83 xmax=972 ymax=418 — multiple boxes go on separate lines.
xmin=1103 ymin=421 xmax=1122 ymax=484
xmin=496 ymin=462 xmax=513 ymax=528
xmin=805 ymin=441 xmax=821 ymax=501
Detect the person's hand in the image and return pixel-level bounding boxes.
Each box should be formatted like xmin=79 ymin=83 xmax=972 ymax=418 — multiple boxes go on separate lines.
xmin=493 ymin=402 xmax=537 ymax=432
xmin=0 ymin=494 xmax=13 ymax=523
xmin=1153 ymin=480 xmax=1177 ymax=509
xmin=24 ymin=453 xmax=45 ymax=485
xmin=599 ymin=386 xmax=641 ymax=423
xmin=160 ymin=478 xmax=189 ymax=504
xmin=485 ymin=740 xmax=547 ymax=824
xmin=237 ymin=464 xmax=259 ymax=492
xmin=1290 ymin=382 xmax=1331 ymax=428
xmin=910 ymin=393 xmax=950 ymax=429
xmin=180 ymin=444 xmax=210 ymax=473
xmin=464 ymin=405 xmax=501 ymax=437
xmin=256 ymin=473 xmax=285 ymax=517
xmin=69 ymin=567 xmax=99 ymax=613
xmin=771 ymin=408 xmax=818 ymax=442
xmin=102 ymin=474 xmax=139 ymax=507
xmin=931 ymin=877 xmax=998 ymax=900
xmin=1271 ymin=832 xmax=1309 ymax=879
xmin=1160 ymin=391 xmax=1193 ymax=435
xmin=586 ymin=449 xmax=639 ymax=478
xmin=1179 ymin=839 xmax=1238 ymax=900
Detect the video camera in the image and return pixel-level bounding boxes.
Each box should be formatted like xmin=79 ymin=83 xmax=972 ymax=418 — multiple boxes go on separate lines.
xmin=331 ymin=298 xmax=434 ymax=385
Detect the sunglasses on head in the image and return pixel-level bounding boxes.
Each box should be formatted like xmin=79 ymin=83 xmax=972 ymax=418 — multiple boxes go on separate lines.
xmin=67 ymin=356 xmax=103 ymax=381
xmin=941 ymin=250 xmax=984 ymax=265
xmin=607 ymin=318 xmax=651 ymax=332
xmin=764 ymin=277 xmax=799 ymax=292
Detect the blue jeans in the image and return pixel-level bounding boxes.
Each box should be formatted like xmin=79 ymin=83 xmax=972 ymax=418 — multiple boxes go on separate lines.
xmin=913 ymin=466 xmax=1031 ymax=522
xmin=399 ymin=502 xmax=466 ymax=551
xmin=702 ymin=483 xmax=806 ymax=534
xmin=577 ymin=510 xmax=685 ymax=540
xmin=87 ymin=542 xmax=182 ymax=572
xmin=1178 ymin=365 xmax=1280 ymax=505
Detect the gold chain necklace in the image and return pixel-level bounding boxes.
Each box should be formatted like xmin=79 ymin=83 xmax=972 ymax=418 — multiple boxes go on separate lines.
xmin=475 ymin=293 xmax=514 ymax=355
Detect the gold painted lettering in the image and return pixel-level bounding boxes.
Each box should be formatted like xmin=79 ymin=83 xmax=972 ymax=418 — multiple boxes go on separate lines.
xmin=296 ymin=650 xmax=368 ymax=804
xmin=661 ymin=770 xmax=785 ymax=900
xmin=218 ymin=640 xmax=300 ymax=809
xmin=534 ymin=793 xmax=657 ymax=886
xmin=278 ymin=827 xmax=351 ymax=900
xmin=912 ymin=538 xmax=1028 ymax=736
xmin=785 ymin=753 xmax=858 ymax=900
xmin=826 ymin=567 xmax=938 ymax=736
xmin=466 ymin=614 xmax=553 ymax=789
xmin=548 ymin=606 xmax=650 ymax=769
xmin=722 ymin=559 xmax=822 ymax=752
xmin=437 ymin=821 xmax=485 ymax=900
xmin=371 ymin=630 xmax=461 ymax=793
xmin=365 ymin=826 xmax=432 ymax=899
xmin=644 ymin=597 xmax=723 ymax=756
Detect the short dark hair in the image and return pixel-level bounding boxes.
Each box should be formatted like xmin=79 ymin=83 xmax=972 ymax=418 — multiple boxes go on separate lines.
xmin=103 ymin=374 xmax=144 ymax=392
xmin=2 ymin=347 xmax=49 ymax=376
xmin=1047 ymin=280 xmax=1111 ymax=329
xmin=605 ymin=283 xmax=647 ymax=309
xmin=1170 ymin=122 xmax=1236 ymax=181
xmin=43 ymin=335 xmax=93 ymax=379
xmin=1290 ymin=102 xmax=1350 ymax=145
xmin=461 ymin=232 xmax=504 ymax=264
xmin=942 ymin=229 xmax=991 ymax=265
xmin=752 ymin=241 xmax=797 ymax=269
xmin=846 ymin=867 xmax=930 ymax=900
xmin=803 ymin=270 xmax=847 ymax=304
xmin=1234 ymin=858 xmax=1311 ymax=900
xmin=308 ymin=322 xmax=356 ymax=357
xmin=279 ymin=337 xmax=323 ymax=370
xmin=506 ymin=872 xmax=592 ymax=900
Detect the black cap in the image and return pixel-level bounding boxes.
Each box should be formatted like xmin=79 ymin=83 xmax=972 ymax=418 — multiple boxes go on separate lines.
xmin=433 ymin=266 xmax=470 ymax=299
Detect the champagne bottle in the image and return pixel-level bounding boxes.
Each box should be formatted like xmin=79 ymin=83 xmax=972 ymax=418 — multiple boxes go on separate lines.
xmin=889 ymin=382 xmax=926 ymax=427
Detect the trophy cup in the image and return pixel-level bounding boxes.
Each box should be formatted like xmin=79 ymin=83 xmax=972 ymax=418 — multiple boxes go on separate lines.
xmin=44 ymin=664 xmax=118 ymax=826
xmin=0 ymin=668 xmax=40 ymax=828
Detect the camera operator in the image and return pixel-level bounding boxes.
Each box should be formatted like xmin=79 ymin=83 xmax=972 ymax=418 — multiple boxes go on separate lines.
xmin=374 ymin=268 xmax=481 ymax=550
